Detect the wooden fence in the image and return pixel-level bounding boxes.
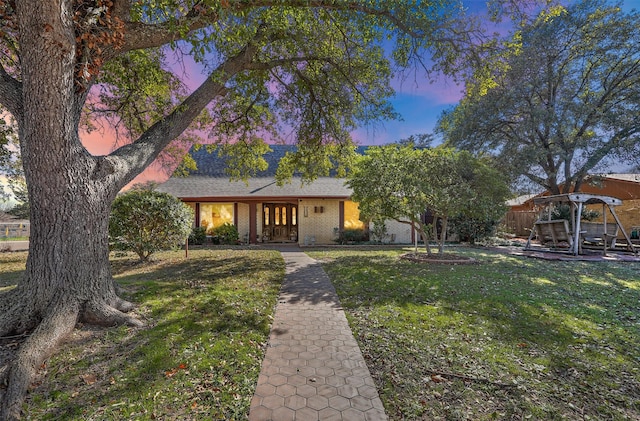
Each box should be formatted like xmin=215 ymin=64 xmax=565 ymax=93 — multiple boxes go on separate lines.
xmin=502 ymin=211 xmax=538 ymax=237
xmin=0 ymin=222 xmax=30 ymax=238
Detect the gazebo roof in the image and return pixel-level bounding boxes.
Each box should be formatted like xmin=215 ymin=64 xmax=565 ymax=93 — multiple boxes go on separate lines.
xmin=533 ymin=193 xmax=622 ymax=207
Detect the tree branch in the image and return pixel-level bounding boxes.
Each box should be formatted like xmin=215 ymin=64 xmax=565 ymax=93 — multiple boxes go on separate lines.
xmin=114 ymin=0 xmax=431 ymax=57
xmin=0 ymin=64 xmax=22 ymax=118
xmin=106 ymin=26 xmax=267 ymax=187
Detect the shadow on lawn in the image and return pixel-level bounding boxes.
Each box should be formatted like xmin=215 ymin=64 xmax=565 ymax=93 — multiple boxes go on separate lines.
xmin=327 ymin=251 xmax=640 ymax=370
xmin=317 ymin=249 xmax=640 ymax=417
xmin=25 ymin=250 xmax=284 ymax=420
xmin=0 ymin=270 xmax=23 ymax=288
xmin=325 ymin=250 xmax=640 ymax=344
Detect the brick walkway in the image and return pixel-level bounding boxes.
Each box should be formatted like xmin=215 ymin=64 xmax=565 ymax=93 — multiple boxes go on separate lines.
xmin=249 ymin=248 xmax=387 ymax=421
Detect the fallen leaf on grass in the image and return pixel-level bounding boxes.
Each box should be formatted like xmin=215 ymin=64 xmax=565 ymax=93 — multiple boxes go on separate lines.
xmin=81 ymin=373 xmax=97 ymax=385
xmin=431 ymin=374 xmax=447 ymax=383
xmin=165 ymin=363 xmax=188 ymax=378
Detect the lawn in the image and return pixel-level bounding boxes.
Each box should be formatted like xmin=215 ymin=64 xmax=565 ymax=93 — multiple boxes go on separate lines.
xmin=0 ymin=249 xmax=284 ymax=420
xmin=308 ymin=247 xmax=640 ymax=420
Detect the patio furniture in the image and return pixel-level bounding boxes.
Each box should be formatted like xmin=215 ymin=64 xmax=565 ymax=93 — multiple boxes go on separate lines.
xmin=580 ymin=222 xmax=618 ymax=249
xmin=532 ymin=219 xmax=573 ymax=249
xmin=524 ymin=193 xmax=637 ymax=256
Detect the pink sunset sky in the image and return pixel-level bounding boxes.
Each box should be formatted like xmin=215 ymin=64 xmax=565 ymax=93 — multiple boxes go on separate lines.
xmin=78 ymin=0 xmax=637 ymax=185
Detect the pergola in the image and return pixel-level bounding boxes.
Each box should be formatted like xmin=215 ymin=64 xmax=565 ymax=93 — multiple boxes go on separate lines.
xmin=524 ymin=193 xmax=637 ymax=256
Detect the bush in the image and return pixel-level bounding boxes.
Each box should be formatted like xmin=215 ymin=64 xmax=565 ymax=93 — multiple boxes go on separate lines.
xmin=370 ymin=219 xmax=388 ymax=244
xmin=339 ymin=228 xmax=369 ymax=244
xmin=209 ymin=223 xmax=239 ymax=245
xmin=449 ymin=216 xmax=500 ymax=244
xmin=109 ymin=189 xmax=194 ymax=261
xmin=541 ymin=204 xmax=600 ymax=222
xmin=188 ymin=226 xmax=207 ymax=245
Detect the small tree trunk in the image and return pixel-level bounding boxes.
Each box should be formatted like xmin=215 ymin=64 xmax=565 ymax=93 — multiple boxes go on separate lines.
xmin=438 ymin=216 xmax=448 ymax=254
xmin=415 ymin=224 xmax=432 ymax=256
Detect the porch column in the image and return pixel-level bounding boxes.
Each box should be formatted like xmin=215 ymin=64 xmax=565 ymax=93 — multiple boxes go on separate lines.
xmin=249 ymin=202 xmax=257 ymax=244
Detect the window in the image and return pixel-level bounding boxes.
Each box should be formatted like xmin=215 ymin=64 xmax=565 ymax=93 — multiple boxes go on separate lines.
xmin=292 ymin=207 xmax=297 ymax=226
xmin=200 ymin=203 xmax=234 ymax=233
xmin=344 ymin=201 xmax=365 ymax=230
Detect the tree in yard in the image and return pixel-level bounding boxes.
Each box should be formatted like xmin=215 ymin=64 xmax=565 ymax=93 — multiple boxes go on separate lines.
xmin=438 ymin=0 xmax=640 ymax=195
xmin=347 ymin=143 xmax=510 ymax=255
xmin=0 ymin=124 xmax=30 ymax=220
xmin=448 ymin=153 xmax=511 ymax=243
xmin=0 ymin=119 xmax=13 ymax=187
xmin=108 ymin=187 xmax=193 ymax=262
xmin=0 ymin=0 xmax=484 ymax=417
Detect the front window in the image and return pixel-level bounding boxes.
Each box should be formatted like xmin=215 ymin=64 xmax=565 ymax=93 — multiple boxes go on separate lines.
xmin=344 ymin=201 xmax=365 ymax=230
xmin=200 ymin=203 xmax=234 ymax=233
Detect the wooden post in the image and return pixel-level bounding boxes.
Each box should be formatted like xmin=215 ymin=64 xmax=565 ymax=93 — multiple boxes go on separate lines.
xmin=602 ymin=203 xmax=607 ymax=256
xmin=573 ymin=202 xmax=583 ymax=256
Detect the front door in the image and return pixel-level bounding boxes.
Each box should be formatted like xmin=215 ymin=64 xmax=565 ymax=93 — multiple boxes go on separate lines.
xmin=263 ymin=203 xmax=298 ymax=242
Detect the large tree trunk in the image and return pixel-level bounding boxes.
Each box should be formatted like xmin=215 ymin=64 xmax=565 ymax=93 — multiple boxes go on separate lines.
xmin=0 ymin=2 xmax=141 ymax=419
xmin=0 ymin=137 xmax=142 ymax=419
xmin=0 ymin=159 xmax=142 ymax=418
xmin=0 ymin=0 xmax=256 ymax=415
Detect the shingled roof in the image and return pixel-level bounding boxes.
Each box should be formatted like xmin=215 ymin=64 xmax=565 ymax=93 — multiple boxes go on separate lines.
xmin=156 ymin=145 xmax=354 ymax=200
xmin=186 ymin=144 xmax=295 ymax=177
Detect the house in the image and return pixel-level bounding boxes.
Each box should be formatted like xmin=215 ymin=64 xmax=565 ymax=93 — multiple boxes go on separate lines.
xmin=506 ymin=174 xmax=640 ymax=238
xmin=156 ymin=145 xmax=414 ymax=245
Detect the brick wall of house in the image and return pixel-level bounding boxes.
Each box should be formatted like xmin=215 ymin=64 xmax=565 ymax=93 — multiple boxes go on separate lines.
xmin=297 ymin=199 xmax=340 ymax=245
xmin=382 ymin=219 xmax=413 ymax=244
xmin=237 ymin=203 xmax=250 ymax=243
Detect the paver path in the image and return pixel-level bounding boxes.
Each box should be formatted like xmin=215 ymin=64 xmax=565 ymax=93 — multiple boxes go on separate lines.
xmin=249 ymin=248 xmax=387 ymax=421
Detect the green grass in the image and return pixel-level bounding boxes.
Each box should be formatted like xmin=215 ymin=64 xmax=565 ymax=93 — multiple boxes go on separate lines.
xmin=0 ymin=251 xmax=27 ymax=291
xmin=1 ymin=249 xmax=284 ymax=420
xmin=308 ymin=247 xmax=640 ymax=420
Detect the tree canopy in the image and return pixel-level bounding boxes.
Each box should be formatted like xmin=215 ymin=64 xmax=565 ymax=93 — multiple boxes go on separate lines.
xmin=347 ymin=143 xmax=510 ymax=254
xmin=438 ymin=0 xmax=640 ymax=194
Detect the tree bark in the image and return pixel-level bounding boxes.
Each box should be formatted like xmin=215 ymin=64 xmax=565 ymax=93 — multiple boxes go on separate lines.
xmin=0 ymin=2 xmax=142 ymax=418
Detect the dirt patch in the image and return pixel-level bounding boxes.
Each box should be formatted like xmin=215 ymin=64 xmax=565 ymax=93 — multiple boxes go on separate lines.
xmin=399 ymin=252 xmax=478 ymax=264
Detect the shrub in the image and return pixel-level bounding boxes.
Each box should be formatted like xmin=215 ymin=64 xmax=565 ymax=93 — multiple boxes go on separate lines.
xmin=541 ymin=204 xmax=600 ymax=222
xmin=109 ymin=189 xmax=193 ymax=261
xmin=340 ymin=228 xmax=368 ymax=244
xmin=209 ymin=223 xmax=239 ymax=245
xmin=188 ymin=226 xmax=207 ymax=245
xmin=370 ymin=219 xmax=388 ymax=244
xmin=449 ymin=216 xmax=499 ymax=244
